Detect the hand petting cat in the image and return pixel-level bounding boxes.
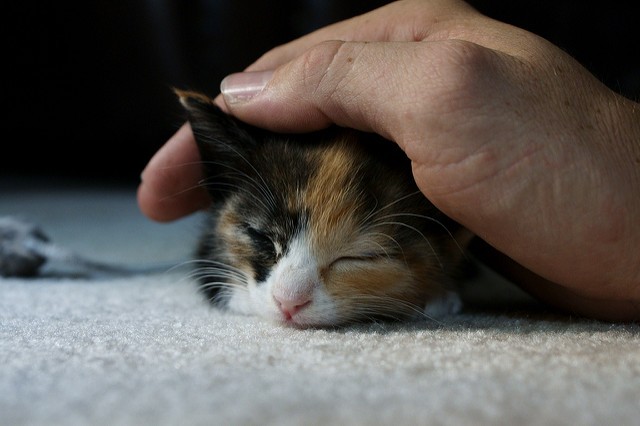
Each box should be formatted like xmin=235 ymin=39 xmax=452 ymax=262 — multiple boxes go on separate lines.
xmin=138 ymin=0 xmax=640 ymax=321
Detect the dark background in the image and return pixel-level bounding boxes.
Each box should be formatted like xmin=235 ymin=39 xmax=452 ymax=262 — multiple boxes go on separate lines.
xmin=4 ymin=0 xmax=639 ymax=185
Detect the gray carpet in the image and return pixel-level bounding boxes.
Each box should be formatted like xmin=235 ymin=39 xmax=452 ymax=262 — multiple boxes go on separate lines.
xmin=1 ymin=178 xmax=639 ymax=426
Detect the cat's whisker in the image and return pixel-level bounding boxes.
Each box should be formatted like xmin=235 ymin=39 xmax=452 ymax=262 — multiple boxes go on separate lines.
xmin=157 ymin=181 xmax=210 ymax=203
xmin=372 ymin=212 xmax=467 ymax=256
xmin=370 ymin=220 xmax=444 ymax=271
xmin=362 ymin=239 xmax=393 ymax=260
xmin=359 ymin=190 xmax=424 ymax=224
xmin=200 ymin=138 xmax=279 ymax=210
xmin=158 ymin=157 xmax=278 ymax=211
xmin=167 ymin=260 xmax=242 ymax=282
xmin=351 ymin=295 xmax=415 ymax=316
xmin=182 ymin=258 xmax=250 ymax=276
xmin=195 ymin=274 xmax=249 ymax=299
xmin=189 ymin=266 xmax=249 ymax=281
xmin=198 ymin=280 xmax=247 ymax=294
xmin=197 ymin=164 xmax=278 ymax=210
xmin=188 ymin=270 xmax=247 ymax=285
xmin=184 ymin=257 xmax=251 ymax=304
xmin=358 ymin=195 xmax=379 ymax=229
xmin=203 ymin=166 xmax=277 ymax=208
xmin=194 ymin=281 xmax=239 ymax=305
xmin=365 ymin=232 xmax=405 ymax=260
xmin=170 ymin=265 xmax=247 ymax=303
xmin=197 ymin=180 xmax=273 ymax=212
xmin=148 ymin=159 xmax=251 ymax=202
xmin=346 ymin=294 xmax=442 ymax=324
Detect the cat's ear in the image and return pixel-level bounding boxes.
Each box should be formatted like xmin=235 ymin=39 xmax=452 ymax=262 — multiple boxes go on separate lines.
xmin=174 ymin=89 xmax=259 ymax=200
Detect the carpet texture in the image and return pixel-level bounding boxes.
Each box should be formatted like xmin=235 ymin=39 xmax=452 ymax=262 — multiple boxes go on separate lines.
xmin=1 ymin=180 xmax=639 ymax=426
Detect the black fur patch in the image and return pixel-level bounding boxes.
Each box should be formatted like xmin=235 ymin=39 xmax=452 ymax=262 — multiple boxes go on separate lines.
xmin=245 ymin=226 xmax=276 ymax=283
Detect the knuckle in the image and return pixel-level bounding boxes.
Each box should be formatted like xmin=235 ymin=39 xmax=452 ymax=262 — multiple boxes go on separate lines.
xmin=419 ymin=40 xmax=500 ymax=112
xmin=295 ymin=40 xmax=365 ymax=106
xmin=297 ymin=40 xmax=346 ymax=91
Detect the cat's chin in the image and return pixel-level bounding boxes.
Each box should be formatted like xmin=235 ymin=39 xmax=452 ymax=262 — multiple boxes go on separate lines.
xmin=265 ymin=309 xmax=341 ymax=329
xmin=273 ymin=317 xmax=324 ymax=329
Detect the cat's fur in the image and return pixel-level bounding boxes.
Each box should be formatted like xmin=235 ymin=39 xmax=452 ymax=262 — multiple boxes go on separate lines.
xmin=177 ymin=90 xmax=471 ymax=327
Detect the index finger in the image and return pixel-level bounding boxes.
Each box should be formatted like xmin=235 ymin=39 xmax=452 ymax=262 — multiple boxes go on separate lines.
xmin=243 ymin=0 xmax=473 ymax=72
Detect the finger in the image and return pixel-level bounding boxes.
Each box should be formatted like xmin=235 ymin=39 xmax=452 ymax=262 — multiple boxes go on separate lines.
xmin=243 ymin=14 xmax=377 ymax=73
xmin=214 ymin=1 xmax=480 ymax=112
xmin=212 ymin=6 xmax=397 ymax=108
xmin=243 ymin=0 xmax=476 ymax=72
xmin=137 ymin=123 xmax=210 ymax=222
xmin=220 ymin=40 xmax=445 ymax=141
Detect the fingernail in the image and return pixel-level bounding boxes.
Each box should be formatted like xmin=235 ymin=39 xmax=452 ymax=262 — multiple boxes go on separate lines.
xmin=221 ymin=70 xmax=274 ymax=104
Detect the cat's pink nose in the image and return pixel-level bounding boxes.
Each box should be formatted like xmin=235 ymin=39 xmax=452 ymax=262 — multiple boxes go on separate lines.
xmin=273 ymin=294 xmax=312 ymax=320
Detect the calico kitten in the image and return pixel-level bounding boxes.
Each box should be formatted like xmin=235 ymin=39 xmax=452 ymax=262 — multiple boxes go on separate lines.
xmin=177 ymin=90 xmax=471 ymax=327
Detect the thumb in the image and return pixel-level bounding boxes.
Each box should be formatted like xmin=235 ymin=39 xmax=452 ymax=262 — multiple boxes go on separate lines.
xmin=220 ymin=40 xmax=407 ymax=140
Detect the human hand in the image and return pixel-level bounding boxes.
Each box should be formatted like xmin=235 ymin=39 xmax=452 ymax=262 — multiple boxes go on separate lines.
xmin=138 ymin=0 xmax=640 ymax=320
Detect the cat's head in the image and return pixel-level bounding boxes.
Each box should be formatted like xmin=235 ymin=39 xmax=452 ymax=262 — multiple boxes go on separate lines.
xmin=177 ymin=90 xmax=470 ymax=327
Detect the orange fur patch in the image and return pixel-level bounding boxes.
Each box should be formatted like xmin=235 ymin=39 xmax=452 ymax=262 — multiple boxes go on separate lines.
xmin=303 ymin=136 xmax=365 ymax=262
xmin=300 ymin=136 xmax=447 ymax=310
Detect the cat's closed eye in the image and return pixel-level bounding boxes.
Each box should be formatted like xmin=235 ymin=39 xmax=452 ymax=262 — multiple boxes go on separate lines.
xmin=177 ymin=89 xmax=472 ymax=327
xmin=329 ymin=253 xmax=387 ymax=268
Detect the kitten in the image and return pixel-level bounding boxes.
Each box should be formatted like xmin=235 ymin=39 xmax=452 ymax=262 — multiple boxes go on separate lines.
xmin=177 ymin=90 xmax=472 ymax=327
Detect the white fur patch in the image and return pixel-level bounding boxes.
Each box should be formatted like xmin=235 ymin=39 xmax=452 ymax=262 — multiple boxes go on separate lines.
xmin=253 ymin=233 xmax=338 ymax=325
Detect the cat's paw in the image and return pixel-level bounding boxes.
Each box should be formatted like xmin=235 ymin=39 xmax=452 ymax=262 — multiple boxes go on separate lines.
xmin=0 ymin=216 xmax=48 ymax=277
xmin=423 ymin=291 xmax=463 ymax=319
